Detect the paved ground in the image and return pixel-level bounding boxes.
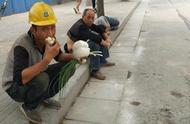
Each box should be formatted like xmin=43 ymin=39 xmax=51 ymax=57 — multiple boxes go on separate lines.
xmin=119 ymin=0 xmax=190 ymax=123
xmin=63 ymin=0 xmax=190 ymax=124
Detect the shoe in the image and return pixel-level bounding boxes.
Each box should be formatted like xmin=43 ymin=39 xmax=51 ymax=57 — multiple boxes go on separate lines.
xmin=93 ymin=8 xmax=97 ymax=13
xmin=91 ymin=70 xmax=106 ymax=80
xmin=74 ymin=8 xmax=81 ymax=14
xmin=101 ymin=61 xmax=115 ymax=67
xmin=73 ymin=8 xmax=77 ymax=14
xmin=42 ymin=99 xmax=61 ymax=110
xmin=20 ymin=104 xmax=42 ymax=124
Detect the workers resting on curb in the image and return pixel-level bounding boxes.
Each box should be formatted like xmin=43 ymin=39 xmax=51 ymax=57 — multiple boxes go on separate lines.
xmin=2 ymin=2 xmax=77 ymax=124
xmin=64 ymin=8 xmax=115 ymax=80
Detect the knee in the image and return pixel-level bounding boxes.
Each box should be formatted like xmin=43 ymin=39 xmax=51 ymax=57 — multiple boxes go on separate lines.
xmin=88 ymin=41 xmax=100 ymax=51
xmin=33 ymin=73 xmax=49 ymax=92
xmin=114 ymin=20 xmax=120 ymax=26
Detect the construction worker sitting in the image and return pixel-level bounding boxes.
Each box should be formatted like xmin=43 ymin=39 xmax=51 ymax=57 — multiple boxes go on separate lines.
xmin=2 ymin=2 xmax=75 ymax=124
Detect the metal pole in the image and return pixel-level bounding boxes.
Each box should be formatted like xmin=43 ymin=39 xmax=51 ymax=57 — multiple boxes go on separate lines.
xmin=97 ymin=0 xmax=104 ymax=17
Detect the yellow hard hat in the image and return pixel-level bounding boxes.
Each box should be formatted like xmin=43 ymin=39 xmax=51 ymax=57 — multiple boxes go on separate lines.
xmin=29 ymin=2 xmax=57 ymax=26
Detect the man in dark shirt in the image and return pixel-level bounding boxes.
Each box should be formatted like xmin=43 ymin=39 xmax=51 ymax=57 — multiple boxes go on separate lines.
xmin=2 ymin=2 xmax=75 ymax=124
xmin=64 ymin=8 xmax=115 ymax=80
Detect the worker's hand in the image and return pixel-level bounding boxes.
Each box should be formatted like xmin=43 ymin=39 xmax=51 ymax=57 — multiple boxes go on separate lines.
xmin=73 ymin=56 xmax=88 ymax=64
xmin=101 ymin=40 xmax=110 ymax=48
xmin=106 ymin=38 xmax=112 ymax=45
xmin=79 ymin=57 xmax=88 ymax=64
xmin=44 ymin=42 xmax=60 ymax=63
xmin=107 ymin=31 xmax=111 ymax=36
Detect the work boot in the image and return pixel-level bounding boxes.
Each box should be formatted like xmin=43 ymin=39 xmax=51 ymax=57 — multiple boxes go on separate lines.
xmin=20 ymin=104 xmax=42 ymax=124
xmin=93 ymin=8 xmax=97 ymax=13
xmin=42 ymin=99 xmax=61 ymax=110
xmin=91 ymin=70 xmax=106 ymax=80
xmin=101 ymin=61 xmax=115 ymax=67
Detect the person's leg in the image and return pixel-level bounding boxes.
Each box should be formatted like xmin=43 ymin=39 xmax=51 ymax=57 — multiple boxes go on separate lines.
xmin=6 ymin=73 xmax=49 ymax=123
xmin=19 ymin=62 xmax=75 ymax=110
xmin=99 ymin=45 xmax=115 ymax=67
xmin=18 ymin=62 xmax=74 ymax=111
xmin=75 ymin=0 xmax=81 ymax=13
xmin=87 ymin=40 xmax=101 ymax=72
xmin=87 ymin=41 xmax=106 ymax=80
xmin=105 ymin=16 xmax=120 ymax=30
xmin=6 ymin=82 xmax=28 ymax=102
xmin=6 ymin=72 xmax=49 ymax=109
xmin=92 ymin=0 xmax=97 ymax=12
xmin=92 ymin=0 xmax=96 ymax=9
xmin=44 ymin=62 xmax=75 ymax=99
xmin=99 ymin=45 xmax=109 ymax=64
xmin=24 ymin=72 xmax=49 ymax=110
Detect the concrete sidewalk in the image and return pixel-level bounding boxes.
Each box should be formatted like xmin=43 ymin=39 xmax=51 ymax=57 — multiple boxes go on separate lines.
xmin=62 ymin=0 xmax=146 ymax=124
xmin=0 ymin=0 xmax=140 ymax=124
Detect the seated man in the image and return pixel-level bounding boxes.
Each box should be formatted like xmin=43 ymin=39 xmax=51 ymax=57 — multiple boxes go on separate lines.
xmin=64 ymin=8 xmax=115 ymax=80
xmin=2 ymin=2 xmax=76 ymax=124
xmin=94 ymin=15 xmax=120 ymax=31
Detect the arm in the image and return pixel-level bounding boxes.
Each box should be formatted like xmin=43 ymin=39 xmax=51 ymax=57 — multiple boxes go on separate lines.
xmin=66 ymin=36 xmax=74 ymax=52
xmin=91 ymin=24 xmax=105 ymax=35
xmin=56 ymin=52 xmax=73 ymax=62
xmin=103 ymin=32 xmax=112 ymax=45
xmin=100 ymin=39 xmax=111 ymax=47
xmin=21 ymin=58 xmax=50 ymax=84
xmin=80 ymin=25 xmax=102 ymax=44
xmin=22 ymin=43 xmax=60 ymax=84
xmin=91 ymin=24 xmax=112 ymax=46
xmin=13 ymin=46 xmax=50 ymax=85
xmin=102 ymin=32 xmax=110 ymax=40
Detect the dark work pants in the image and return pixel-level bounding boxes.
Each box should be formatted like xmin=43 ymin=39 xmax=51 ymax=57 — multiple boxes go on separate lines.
xmin=6 ymin=62 xmax=72 ymax=110
xmin=105 ymin=16 xmax=120 ymax=30
xmin=87 ymin=40 xmax=109 ymax=72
